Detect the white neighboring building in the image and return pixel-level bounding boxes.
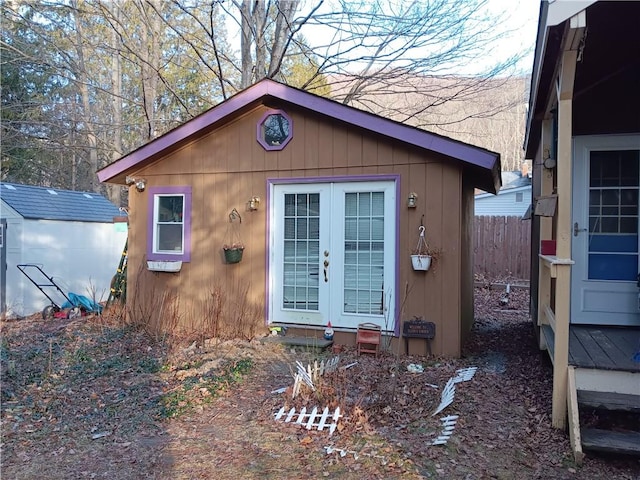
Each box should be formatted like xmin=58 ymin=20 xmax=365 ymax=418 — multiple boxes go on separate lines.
xmin=0 ymin=182 xmax=127 ymax=318
xmin=475 ymin=164 xmax=532 ymax=217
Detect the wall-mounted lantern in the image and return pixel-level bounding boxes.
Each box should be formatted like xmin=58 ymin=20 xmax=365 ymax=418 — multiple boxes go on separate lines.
xmin=407 ymin=192 xmax=418 ymax=208
xmin=125 ymin=176 xmax=147 ymax=192
xmin=248 ymin=196 xmax=261 ymax=211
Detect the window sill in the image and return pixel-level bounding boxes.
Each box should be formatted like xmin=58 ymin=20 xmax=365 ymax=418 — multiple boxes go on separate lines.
xmin=147 ymin=260 xmax=182 ymax=272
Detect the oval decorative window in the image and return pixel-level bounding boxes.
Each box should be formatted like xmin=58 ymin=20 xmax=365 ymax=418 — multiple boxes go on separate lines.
xmin=257 ymin=110 xmax=293 ymax=151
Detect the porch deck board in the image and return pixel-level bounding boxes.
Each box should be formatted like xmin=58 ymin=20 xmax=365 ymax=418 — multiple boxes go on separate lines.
xmin=569 ymin=326 xmax=640 ymax=373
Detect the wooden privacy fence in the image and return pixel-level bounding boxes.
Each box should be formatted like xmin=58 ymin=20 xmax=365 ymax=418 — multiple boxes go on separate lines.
xmin=474 ymin=216 xmax=531 ymax=281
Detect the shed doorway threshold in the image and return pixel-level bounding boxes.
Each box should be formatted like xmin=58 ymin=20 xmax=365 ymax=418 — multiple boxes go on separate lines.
xmin=260 ymin=335 xmax=333 ymax=351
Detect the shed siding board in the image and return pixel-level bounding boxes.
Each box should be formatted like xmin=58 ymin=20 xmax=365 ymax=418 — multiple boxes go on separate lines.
xmin=277 ymin=136 xmax=293 ymax=171
xmin=461 ymin=178 xmax=475 ymax=345
xmin=441 ymin=164 xmax=462 ymax=356
xmin=317 ymin=121 xmax=332 ymax=169
xmin=405 ymin=161 xmax=429 ymax=341
xmin=125 ymin=104 xmax=469 ymax=356
xmin=401 ymin=161 xmax=463 ymax=355
xmin=237 ymin=116 xmax=254 ymax=173
xmin=347 ymin=130 xmax=362 ymax=168
xmin=332 ymin=124 xmax=348 ymax=167
xmin=304 ymin=116 xmax=320 ymax=170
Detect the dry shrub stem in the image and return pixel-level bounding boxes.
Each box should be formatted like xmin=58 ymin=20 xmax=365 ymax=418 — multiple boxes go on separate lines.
xmin=122 ymin=260 xmax=264 ymax=349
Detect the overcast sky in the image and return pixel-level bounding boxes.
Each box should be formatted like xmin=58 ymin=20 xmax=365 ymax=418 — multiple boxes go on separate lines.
xmin=488 ymin=0 xmax=541 ymax=74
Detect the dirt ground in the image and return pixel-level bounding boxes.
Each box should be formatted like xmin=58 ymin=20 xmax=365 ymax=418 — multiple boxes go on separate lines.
xmin=1 ymin=286 xmax=639 ymax=479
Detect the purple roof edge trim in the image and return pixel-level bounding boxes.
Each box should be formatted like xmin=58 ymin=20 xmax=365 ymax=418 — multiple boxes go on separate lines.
xmin=98 ymin=83 xmax=269 ymax=182
xmin=98 ymin=79 xmax=498 ymax=183
xmin=273 ymin=83 xmax=497 ymax=169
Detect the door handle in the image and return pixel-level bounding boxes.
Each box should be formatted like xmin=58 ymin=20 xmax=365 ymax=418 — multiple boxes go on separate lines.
xmin=323 ymin=250 xmax=329 ymax=282
xmin=573 ymin=222 xmax=587 ymax=237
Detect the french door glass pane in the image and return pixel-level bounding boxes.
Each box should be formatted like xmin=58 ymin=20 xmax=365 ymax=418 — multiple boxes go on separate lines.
xmin=282 ymin=193 xmax=319 ymax=310
xmin=343 ymin=192 xmax=384 ymax=314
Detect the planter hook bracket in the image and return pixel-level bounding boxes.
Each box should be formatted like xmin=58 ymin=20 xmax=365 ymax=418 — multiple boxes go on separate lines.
xmin=229 ymin=208 xmax=242 ymax=223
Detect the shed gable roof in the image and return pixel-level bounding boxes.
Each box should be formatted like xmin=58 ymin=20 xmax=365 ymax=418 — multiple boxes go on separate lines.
xmin=0 ymin=182 xmax=122 ymax=223
xmin=97 ymin=79 xmax=501 ymax=193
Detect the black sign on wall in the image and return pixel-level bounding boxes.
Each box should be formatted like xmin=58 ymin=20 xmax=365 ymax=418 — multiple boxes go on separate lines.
xmin=402 ymin=317 xmax=435 ymax=355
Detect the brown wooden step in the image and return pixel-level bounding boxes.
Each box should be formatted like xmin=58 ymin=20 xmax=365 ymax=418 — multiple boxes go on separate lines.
xmin=578 ymin=391 xmax=640 ymax=413
xmin=581 ymin=428 xmax=640 ymax=456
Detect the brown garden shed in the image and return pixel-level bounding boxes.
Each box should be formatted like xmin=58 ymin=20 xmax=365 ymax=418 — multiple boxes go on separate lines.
xmin=97 ymin=79 xmax=501 ymax=357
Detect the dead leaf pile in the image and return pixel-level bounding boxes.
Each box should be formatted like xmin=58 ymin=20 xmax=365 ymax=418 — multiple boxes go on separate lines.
xmin=1 ymin=287 xmax=639 ymax=479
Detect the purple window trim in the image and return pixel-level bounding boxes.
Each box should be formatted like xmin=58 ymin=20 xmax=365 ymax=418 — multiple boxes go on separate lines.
xmin=256 ymin=109 xmax=293 ymax=151
xmin=147 ymin=186 xmax=192 ymax=262
xmin=264 ymin=174 xmax=401 ymax=336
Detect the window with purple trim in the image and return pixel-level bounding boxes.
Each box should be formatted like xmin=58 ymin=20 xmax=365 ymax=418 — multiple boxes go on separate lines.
xmin=257 ymin=110 xmax=292 ymax=151
xmin=148 ymin=186 xmax=191 ymax=262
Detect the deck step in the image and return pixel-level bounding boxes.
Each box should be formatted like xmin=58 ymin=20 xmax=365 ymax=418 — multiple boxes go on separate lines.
xmin=581 ymin=428 xmax=640 ymax=456
xmin=578 ymin=390 xmax=640 ymax=413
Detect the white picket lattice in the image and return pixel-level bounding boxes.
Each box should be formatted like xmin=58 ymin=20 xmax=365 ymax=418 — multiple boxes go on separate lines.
xmin=431 ymin=366 xmax=477 ymax=416
xmin=274 ymin=405 xmax=342 ymax=435
xmin=429 ymin=365 xmax=477 ymax=446
xmin=453 ymin=366 xmax=477 ymax=383
xmin=292 ymin=357 xmax=340 ymax=399
xmin=431 ymin=414 xmax=459 ymax=445
xmin=432 ymin=377 xmax=456 ymax=416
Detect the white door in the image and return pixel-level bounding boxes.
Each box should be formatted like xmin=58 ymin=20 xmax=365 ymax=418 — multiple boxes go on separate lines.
xmin=571 ymin=135 xmax=640 ymax=326
xmin=269 ymin=181 xmax=396 ymax=331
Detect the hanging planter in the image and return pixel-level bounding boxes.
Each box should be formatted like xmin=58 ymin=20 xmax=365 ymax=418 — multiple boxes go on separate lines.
xmin=411 ymin=224 xmax=440 ymax=272
xmin=223 ymin=208 xmax=244 ymax=264
xmin=411 ymin=254 xmax=432 ymax=271
xmin=223 ymin=244 xmax=244 ymax=264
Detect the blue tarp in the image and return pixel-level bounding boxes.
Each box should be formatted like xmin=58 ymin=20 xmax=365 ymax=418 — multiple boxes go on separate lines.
xmin=61 ymin=292 xmax=103 ymax=314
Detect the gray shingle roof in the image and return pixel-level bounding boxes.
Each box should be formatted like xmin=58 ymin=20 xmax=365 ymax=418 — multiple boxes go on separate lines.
xmin=501 ymin=171 xmax=532 ymax=190
xmin=0 ymin=182 xmax=123 ymax=223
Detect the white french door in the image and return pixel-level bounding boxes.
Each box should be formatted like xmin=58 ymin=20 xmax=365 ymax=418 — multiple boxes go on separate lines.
xmin=571 ymin=135 xmax=640 ymax=326
xmin=269 ymin=181 xmax=396 ymax=331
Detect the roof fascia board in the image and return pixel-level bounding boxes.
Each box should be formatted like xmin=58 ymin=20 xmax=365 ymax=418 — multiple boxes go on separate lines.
xmin=547 ymin=0 xmax=596 ymax=26
xmin=97 ymin=84 xmax=268 ymax=182
xmin=98 ymin=79 xmax=499 ymax=183
xmin=273 ymin=82 xmax=499 ymax=170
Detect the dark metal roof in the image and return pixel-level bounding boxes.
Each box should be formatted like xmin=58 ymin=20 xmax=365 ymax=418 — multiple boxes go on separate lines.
xmin=501 ymin=171 xmax=532 ymax=190
xmin=97 ymin=79 xmax=502 ymax=194
xmin=0 ymin=182 xmax=123 ymax=223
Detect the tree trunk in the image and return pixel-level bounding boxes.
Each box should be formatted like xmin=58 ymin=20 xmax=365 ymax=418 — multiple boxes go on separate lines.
xmin=109 ymin=6 xmax=123 ymax=205
xmin=71 ymin=1 xmax=99 ymax=192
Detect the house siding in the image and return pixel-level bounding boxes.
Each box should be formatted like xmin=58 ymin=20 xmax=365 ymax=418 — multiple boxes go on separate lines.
xmin=475 ymin=188 xmax=531 ymax=217
xmin=127 ymin=104 xmax=467 ymax=356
